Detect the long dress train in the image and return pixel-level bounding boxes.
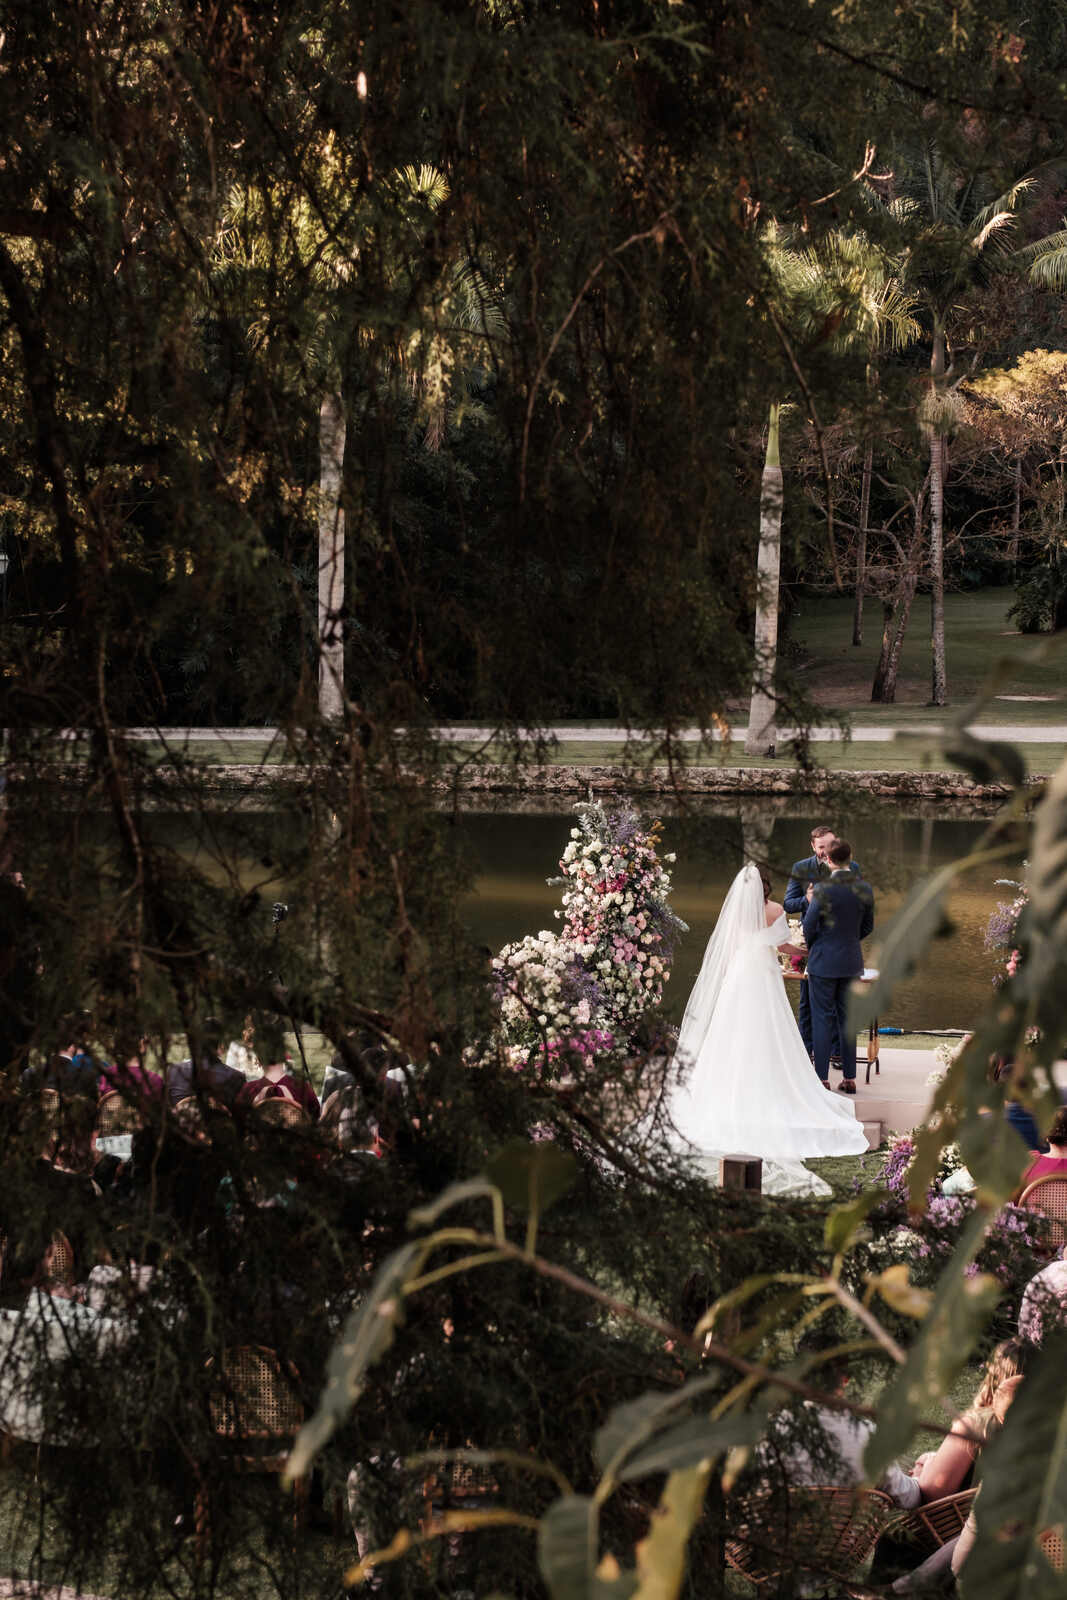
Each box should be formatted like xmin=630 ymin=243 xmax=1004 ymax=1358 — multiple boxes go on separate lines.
xmin=669 ymin=863 xmax=868 ymax=1195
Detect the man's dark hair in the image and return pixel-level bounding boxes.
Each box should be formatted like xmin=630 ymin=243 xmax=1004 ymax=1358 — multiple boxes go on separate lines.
xmin=827 ymin=840 xmax=852 ymax=867
xmin=810 ymin=824 xmax=834 ymax=845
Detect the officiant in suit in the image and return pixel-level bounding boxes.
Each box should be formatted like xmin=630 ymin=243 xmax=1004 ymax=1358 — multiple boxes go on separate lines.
xmin=802 ymin=839 xmax=874 ymax=1093
xmin=784 ymin=825 xmax=863 ymax=1060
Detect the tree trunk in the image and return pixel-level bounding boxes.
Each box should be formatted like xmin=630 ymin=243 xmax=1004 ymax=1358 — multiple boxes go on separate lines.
xmin=318 ymin=389 xmax=346 ymax=722
xmin=880 ymin=569 xmax=918 ymax=704
xmin=744 ymin=403 xmax=784 ymax=757
xmin=928 ymin=328 xmax=947 ymax=706
xmin=870 ymin=600 xmax=895 ymax=701
xmin=853 ymin=368 xmax=874 ymax=646
xmin=1009 ymin=454 xmax=1021 ymax=568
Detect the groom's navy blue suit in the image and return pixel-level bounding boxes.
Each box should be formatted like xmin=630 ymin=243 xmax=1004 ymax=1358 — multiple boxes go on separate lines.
xmin=802 ymin=869 xmax=875 ymax=1083
xmin=784 ymin=854 xmax=862 ymax=1057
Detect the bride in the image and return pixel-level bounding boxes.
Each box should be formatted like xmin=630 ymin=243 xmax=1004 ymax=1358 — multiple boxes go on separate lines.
xmin=669 ymin=861 xmax=868 ymax=1190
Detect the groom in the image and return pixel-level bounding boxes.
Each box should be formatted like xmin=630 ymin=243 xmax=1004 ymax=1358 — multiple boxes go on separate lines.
xmin=802 ymin=839 xmax=875 ymax=1093
xmin=784 ymin=825 xmax=863 ymax=1062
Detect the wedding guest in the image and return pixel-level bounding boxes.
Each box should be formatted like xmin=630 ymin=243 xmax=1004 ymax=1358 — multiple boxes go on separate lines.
xmin=912 ymin=1338 xmax=1034 ymax=1502
xmin=1018 ymin=1245 xmax=1067 ymax=1344
xmin=235 ymin=1022 xmax=320 ymax=1120
xmin=1015 ymin=1104 xmax=1067 ymax=1197
xmin=892 ymin=1355 xmax=1033 ymax=1593
xmin=165 ymin=1017 xmax=245 ymax=1109
xmin=761 ymin=1354 xmax=920 ymax=1508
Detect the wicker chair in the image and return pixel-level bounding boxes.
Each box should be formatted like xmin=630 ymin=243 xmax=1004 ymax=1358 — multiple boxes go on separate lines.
xmin=1018 ymin=1176 xmax=1067 ymax=1252
xmin=1041 ymin=1525 xmax=1064 ymax=1573
xmin=890 ymin=1487 xmax=978 ymax=1557
xmin=196 ymin=1346 xmax=307 ymax=1562
xmin=96 ymin=1090 xmax=142 ymax=1136
xmin=39 ymin=1230 xmax=76 ymax=1292
xmin=725 ymin=1484 xmax=896 ymax=1593
xmin=253 ymin=1094 xmax=308 ymax=1129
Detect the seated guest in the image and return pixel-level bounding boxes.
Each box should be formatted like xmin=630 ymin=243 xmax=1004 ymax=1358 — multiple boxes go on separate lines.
xmin=893 ymin=1355 xmax=1033 ymax=1592
xmin=992 ymin=1054 xmax=1059 ymax=1155
xmin=760 ymin=1353 xmax=920 ymax=1509
xmin=1015 ymin=1104 xmax=1067 ymax=1198
xmin=165 ymin=1017 xmax=246 ymax=1109
xmin=4 ymin=1093 xmax=101 ymax=1289
xmin=98 ymin=1031 xmax=164 ymax=1102
xmin=1019 ymin=1245 xmax=1067 ymax=1344
xmin=912 ymin=1338 xmax=1033 ymax=1502
xmin=235 ymin=1023 xmax=320 ymax=1121
xmin=21 ymin=1018 xmax=99 ymax=1100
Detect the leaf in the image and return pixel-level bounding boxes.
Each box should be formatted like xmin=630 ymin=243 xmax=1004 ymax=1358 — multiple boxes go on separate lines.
xmin=408 ymin=1176 xmax=501 ymax=1230
xmin=631 ymin=1465 xmax=712 ymax=1600
xmin=284 ymin=1239 xmax=423 ymax=1483
xmin=824 ymin=1189 xmax=888 ymax=1255
xmin=943 ymin=730 xmax=1027 ymax=788
xmin=868 ymin=1264 xmax=933 ymax=1320
xmin=593 ymin=1375 xmax=724 ymax=1475
xmin=849 ymin=862 xmax=957 ymax=1029
xmin=1029 ymin=753 xmax=1067 ymax=952
xmin=538 ymin=1495 xmax=598 ymax=1600
xmin=863 ymin=1209 xmax=999 ymax=1482
xmin=620 ymin=1412 xmax=765 ymax=1481
xmin=487 ymin=1139 xmax=578 ymax=1216
xmin=965 ymin=1330 xmax=1067 ymax=1600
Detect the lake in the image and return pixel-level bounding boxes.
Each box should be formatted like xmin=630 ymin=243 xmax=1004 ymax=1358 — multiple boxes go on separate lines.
xmin=455 ymin=800 xmax=1026 ymax=1032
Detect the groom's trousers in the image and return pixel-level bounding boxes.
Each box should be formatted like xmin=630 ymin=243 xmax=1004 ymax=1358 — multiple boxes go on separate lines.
xmin=809 ymin=975 xmax=856 ymax=1082
xmin=798 ymin=976 xmax=841 ymax=1059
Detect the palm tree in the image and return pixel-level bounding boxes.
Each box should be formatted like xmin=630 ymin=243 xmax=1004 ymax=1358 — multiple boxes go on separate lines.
xmin=886 ymin=148 xmax=1062 ymax=703
xmin=744 ymin=228 xmax=918 ymax=755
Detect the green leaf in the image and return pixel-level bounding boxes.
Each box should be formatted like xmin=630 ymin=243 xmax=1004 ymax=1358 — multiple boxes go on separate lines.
xmin=593 ymin=1375 xmax=724 ymax=1476
xmin=849 ymin=862 xmax=957 ymax=1029
xmin=1029 ymin=753 xmax=1067 ymax=953
xmin=408 ymin=1176 xmax=500 ymax=1230
xmin=868 ymin=1264 xmax=933 ymax=1320
xmin=965 ymin=1331 xmax=1067 ymax=1600
xmin=284 ymin=1239 xmax=423 ymax=1483
xmin=538 ymin=1495 xmax=598 ymax=1600
xmin=824 ymin=1188 xmax=888 ymax=1254
xmin=862 ymin=1209 xmax=999 ymax=1482
xmin=487 ymin=1139 xmax=578 ymax=1215
xmin=620 ymin=1412 xmax=764 ymax=1481
xmin=943 ymin=730 xmax=1027 ymax=788
xmin=632 ymin=1465 xmax=712 ymax=1600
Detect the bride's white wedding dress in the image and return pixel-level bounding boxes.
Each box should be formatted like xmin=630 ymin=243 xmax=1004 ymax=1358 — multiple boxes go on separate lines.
xmin=669 ymin=862 xmax=867 ymax=1196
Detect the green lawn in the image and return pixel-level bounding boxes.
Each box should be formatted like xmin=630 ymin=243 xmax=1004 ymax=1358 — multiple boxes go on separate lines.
xmin=787 ymin=585 xmax=1067 ymax=715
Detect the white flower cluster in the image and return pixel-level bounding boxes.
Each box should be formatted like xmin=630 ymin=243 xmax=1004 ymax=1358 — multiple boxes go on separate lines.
xmin=489 ymin=803 xmax=686 ymax=1075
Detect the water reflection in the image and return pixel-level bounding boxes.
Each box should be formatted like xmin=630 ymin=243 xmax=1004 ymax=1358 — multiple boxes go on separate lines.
xmin=457 ymin=804 xmax=1025 ymax=1033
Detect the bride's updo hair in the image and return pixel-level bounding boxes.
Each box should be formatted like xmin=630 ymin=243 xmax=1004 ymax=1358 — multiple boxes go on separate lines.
xmin=759 ymin=870 xmax=772 ymax=901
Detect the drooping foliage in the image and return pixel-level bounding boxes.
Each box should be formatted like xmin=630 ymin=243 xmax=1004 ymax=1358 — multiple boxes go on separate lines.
xmin=4 ymin=2 xmax=1067 ymax=1598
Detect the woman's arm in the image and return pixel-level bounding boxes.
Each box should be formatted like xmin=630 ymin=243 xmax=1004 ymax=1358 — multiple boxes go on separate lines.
xmin=915 ymin=1423 xmax=978 ymax=1501
xmin=766 ymin=899 xmax=805 ymax=958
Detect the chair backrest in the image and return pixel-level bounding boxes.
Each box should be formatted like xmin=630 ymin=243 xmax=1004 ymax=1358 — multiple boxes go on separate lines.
xmin=96 ymin=1090 xmax=142 ymax=1135
xmin=725 ymin=1485 xmax=895 ymax=1587
xmin=909 ymin=1487 xmax=979 ymax=1553
xmin=208 ymin=1346 xmax=303 ymax=1440
xmin=1041 ymin=1525 xmax=1064 ymax=1574
xmin=1018 ymin=1176 xmax=1067 ymax=1250
xmin=252 ymin=1091 xmax=307 ymax=1128
xmin=40 ymin=1230 xmax=76 ymax=1290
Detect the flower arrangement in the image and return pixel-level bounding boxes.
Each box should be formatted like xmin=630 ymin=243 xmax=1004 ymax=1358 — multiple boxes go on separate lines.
xmin=490 ymin=802 xmax=688 ymax=1077
xmin=985 ymin=872 xmax=1028 ymax=987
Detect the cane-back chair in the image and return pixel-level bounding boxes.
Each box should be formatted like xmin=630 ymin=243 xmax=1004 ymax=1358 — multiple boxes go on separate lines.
xmin=1018 ymin=1176 xmax=1067 ymax=1252
xmin=196 ymin=1346 xmax=307 ymax=1562
xmin=725 ymin=1484 xmax=896 ymax=1592
xmin=96 ymin=1090 xmax=142 ymax=1136
xmin=1041 ymin=1525 xmax=1064 ymax=1573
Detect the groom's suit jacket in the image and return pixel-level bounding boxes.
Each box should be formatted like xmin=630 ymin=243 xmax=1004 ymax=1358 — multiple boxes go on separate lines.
xmin=784 ymin=854 xmax=862 ymax=916
xmin=802 ymin=870 xmax=875 ymax=978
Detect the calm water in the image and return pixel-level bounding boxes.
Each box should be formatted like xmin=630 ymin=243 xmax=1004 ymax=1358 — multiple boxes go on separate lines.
xmin=456 ymin=803 xmax=1026 ymax=1033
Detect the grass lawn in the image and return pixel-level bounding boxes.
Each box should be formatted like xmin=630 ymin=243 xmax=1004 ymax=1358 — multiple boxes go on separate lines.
xmin=446 ymin=737 xmax=1064 ymax=774
xmin=787 ymin=585 xmax=1067 ymax=716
